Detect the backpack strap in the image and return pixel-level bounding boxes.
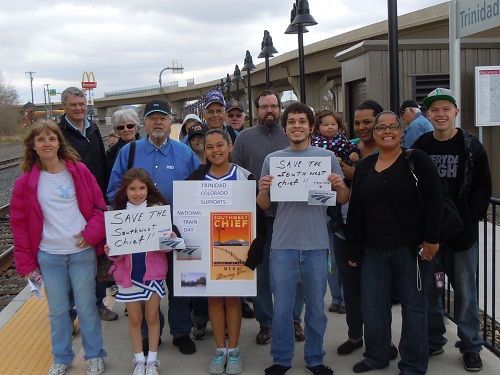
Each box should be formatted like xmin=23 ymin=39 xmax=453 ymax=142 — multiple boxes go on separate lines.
xmin=405 ymin=149 xmax=418 ymax=187
xmin=127 ymin=141 xmax=136 ymax=170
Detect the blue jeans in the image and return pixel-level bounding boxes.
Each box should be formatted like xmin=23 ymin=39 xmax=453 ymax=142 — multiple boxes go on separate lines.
xmin=38 ymin=248 xmax=106 ymax=365
xmin=427 ymin=241 xmax=483 ymax=353
xmin=165 ymin=250 xmax=192 ymax=338
xmin=332 ymin=233 xmax=363 ymax=340
xmin=270 ymin=249 xmax=327 ymax=367
xmin=361 ymin=246 xmax=430 ymax=375
xmin=328 ymin=228 xmax=344 ymax=306
xmin=253 ymin=218 xmax=305 ymax=328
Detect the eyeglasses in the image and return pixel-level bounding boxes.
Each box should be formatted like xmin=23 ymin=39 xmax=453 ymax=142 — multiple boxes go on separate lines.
xmin=227 ymin=113 xmax=243 ymax=118
xmin=116 ymin=124 xmax=136 ymax=131
xmin=374 ymin=124 xmax=400 ymax=132
xmin=259 ymin=104 xmax=279 ymax=110
xmin=206 ymin=109 xmax=224 ymax=115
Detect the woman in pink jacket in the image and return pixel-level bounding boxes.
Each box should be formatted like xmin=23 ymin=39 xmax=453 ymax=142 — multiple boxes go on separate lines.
xmin=10 ymin=119 xmax=107 ymax=375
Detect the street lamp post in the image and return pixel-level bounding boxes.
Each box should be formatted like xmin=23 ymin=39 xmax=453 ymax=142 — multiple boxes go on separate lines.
xmin=233 ymin=65 xmax=243 ymax=101
xmin=258 ymin=30 xmax=278 ymax=89
xmin=159 ymin=61 xmax=184 ymax=87
xmin=289 ymin=0 xmax=317 ymax=104
xmin=242 ymin=51 xmax=256 ymax=126
xmin=224 ymin=73 xmax=233 ymax=101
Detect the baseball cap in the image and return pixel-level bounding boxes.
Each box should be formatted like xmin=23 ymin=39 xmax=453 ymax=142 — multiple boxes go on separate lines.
xmin=187 ymin=122 xmax=208 ymax=140
xmin=204 ymin=90 xmax=225 ymax=109
xmin=422 ymin=88 xmax=457 ymax=108
xmin=225 ymin=100 xmax=244 ymax=112
xmin=399 ymin=100 xmax=419 ymax=115
xmin=144 ymin=99 xmax=171 ymax=117
xmin=182 ymin=113 xmax=202 ymax=125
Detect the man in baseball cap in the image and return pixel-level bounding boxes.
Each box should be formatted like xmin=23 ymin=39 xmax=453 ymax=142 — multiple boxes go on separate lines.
xmin=399 ymin=99 xmax=433 ymax=148
xmin=203 ymin=90 xmax=238 ymax=143
xmin=144 ymin=99 xmax=172 ymax=117
xmin=225 ymin=100 xmax=246 ymax=131
xmin=422 ymin=88 xmax=457 ymax=108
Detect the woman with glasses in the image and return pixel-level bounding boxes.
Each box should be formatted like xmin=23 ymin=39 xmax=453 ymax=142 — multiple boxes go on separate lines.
xmin=106 ymin=109 xmax=141 ymax=179
xmin=345 ymin=110 xmax=443 ymax=374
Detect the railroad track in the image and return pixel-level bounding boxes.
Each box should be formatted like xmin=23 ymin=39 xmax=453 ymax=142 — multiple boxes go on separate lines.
xmin=0 ymin=204 xmax=24 ymax=312
xmin=0 ymin=157 xmax=22 ymax=171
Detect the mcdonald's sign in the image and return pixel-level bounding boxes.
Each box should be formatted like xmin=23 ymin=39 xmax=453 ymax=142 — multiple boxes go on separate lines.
xmin=82 ymin=71 xmax=97 ymax=89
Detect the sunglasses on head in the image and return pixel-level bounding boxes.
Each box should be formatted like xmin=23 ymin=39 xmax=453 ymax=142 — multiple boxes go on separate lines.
xmin=116 ymin=124 xmax=135 ymax=131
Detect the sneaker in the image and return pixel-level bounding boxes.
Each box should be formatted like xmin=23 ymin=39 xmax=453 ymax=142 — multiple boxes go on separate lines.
xmin=192 ymin=324 xmax=207 ymax=340
xmin=109 ymin=284 xmax=119 ymax=297
xmin=226 ymin=348 xmax=243 ymax=374
xmin=337 ymin=339 xmax=363 ymax=355
xmin=86 ymin=357 xmax=105 ymax=375
xmin=98 ymin=304 xmax=118 ymax=321
xmin=429 ymin=347 xmax=444 ymax=356
xmin=172 ymin=334 xmax=196 ymax=354
xmin=294 ymin=322 xmax=305 ymax=342
xmin=306 ymin=364 xmax=334 ymax=375
xmin=48 ymin=363 xmax=70 ymax=375
xmin=208 ymin=350 xmax=227 ymax=374
xmin=265 ymin=364 xmax=291 ymax=375
xmin=256 ymin=326 xmax=272 ymax=344
xmin=146 ymin=360 xmax=160 ymax=375
xmin=132 ymin=360 xmax=146 ymax=375
xmin=463 ymin=352 xmax=483 ymax=372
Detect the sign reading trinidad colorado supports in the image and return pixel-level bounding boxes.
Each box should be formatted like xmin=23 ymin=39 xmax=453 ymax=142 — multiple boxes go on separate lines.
xmin=172 ymin=180 xmax=256 ymax=297
xmin=475 ymin=66 xmax=500 ymax=126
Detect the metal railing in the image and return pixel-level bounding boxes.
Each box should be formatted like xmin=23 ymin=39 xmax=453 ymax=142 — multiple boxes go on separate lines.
xmin=444 ymin=197 xmax=499 ymax=356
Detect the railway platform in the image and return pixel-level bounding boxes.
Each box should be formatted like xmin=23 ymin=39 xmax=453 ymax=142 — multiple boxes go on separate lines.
xmin=1 ymin=285 xmax=499 ymax=375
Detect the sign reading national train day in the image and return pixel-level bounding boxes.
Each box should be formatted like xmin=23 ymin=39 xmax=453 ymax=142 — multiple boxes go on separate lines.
xmin=105 ymin=206 xmax=172 ymax=256
xmin=270 ymin=157 xmax=331 ymax=201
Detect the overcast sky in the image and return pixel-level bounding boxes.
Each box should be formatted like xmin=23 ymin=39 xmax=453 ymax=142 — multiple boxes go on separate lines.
xmin=0 ymin=0 xmax=447 ymax=104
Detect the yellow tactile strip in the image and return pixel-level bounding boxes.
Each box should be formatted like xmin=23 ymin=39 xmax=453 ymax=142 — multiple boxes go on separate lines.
xmin=0 ymin=289 xmax=52 ymax=374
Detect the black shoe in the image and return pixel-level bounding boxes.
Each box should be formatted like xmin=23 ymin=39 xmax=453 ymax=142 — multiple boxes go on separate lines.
xmin=173 ymin=334 xmax=196 ymax=354
xmin=241 ymin=301 xmax=255 ymax=319
xmin=142 ymin=337 xmax=162 ymax=355
xmin=306 ymin=364 xmax=334 ymax=375
xmin=265 ymin=364 xmax=291 ymax=375
xmin=337 ymin=339 xmax=363 ymax=355
xmin=353 ymin=361 xmax=373 ymax=373
xmin=463 ymin=352 xmax=482 ymax=372
xmin=389 ymin=342 xmax=398 ymax=360
xmin=256 ymin=327 xmax=272 ymax=344
xmin=429 ymin=347 xmax=444 ymax=356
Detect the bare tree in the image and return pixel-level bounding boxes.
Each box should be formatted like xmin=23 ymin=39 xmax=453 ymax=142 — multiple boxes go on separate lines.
xmin=0 ymin=72 xmax=21 ymax=136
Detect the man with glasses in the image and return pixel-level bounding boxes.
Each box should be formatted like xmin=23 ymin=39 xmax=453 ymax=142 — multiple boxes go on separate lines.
xmin=203 ymin=90 xmax=238 ymax=143
xmin=58 ymin=86 xmax=119 ymax=323
xmin=225 ymin=100 xmax=246 ymax=131
xmin=232 ymin=90 xmax=306 ymax=346
xmin=107 ymin=99 xmax=201 ymax=356
xmin=399 ymin=100 xmax=433 ymax=148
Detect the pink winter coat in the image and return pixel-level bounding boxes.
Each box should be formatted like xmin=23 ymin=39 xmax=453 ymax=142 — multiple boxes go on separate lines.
xmin=108 ymin=251 xmax=169 ymax=288
xmin=10 ymin=161 xmax=107 ymax=276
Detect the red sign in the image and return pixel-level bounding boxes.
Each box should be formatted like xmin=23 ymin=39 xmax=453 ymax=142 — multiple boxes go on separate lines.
xmin=82 ymin=81 xmax=97 ymax=89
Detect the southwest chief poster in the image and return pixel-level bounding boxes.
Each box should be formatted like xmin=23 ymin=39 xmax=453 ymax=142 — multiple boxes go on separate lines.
xmin=172 ymin=180 xmax=256 ymax=297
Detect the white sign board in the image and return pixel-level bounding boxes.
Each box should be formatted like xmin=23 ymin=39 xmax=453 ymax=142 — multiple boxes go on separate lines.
xmin=269 ymin=157 xmax=331 ymax=201
xmin=456 ymin=0 xmax=500 ymax=38
xmin=173 ymin=180 xmax=257 ymax=297
xmin=475 ymin=66 xmax=500 ymax=126
xmin=105 ymin=206 xmax=172 ymax=256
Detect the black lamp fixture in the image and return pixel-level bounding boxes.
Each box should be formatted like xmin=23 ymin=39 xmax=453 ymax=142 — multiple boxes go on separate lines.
xmin=284 ymin=2 xmax=309 ymax=35
xmin=233 ymin=65 xmax=243 ymax=101
xmin=289 ymin=0 xmax=317 ymax=104
xmin=224 ymin=73 xmax=233 ymax=101
xmin=242 ymin=50 xmax=256 ymax=126
xmin=258 ymin=30 xmax=278 ymax=89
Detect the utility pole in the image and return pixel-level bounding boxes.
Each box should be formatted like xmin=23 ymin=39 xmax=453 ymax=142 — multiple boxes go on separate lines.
xmin=25 ymin=71 xmax=36 ymax=104
xmin=44 ymin=84 xmax=51 ymax=119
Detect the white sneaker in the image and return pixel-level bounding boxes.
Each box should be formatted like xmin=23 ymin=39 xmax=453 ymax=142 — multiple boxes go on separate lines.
xmin=86 ymin=357 xmax=105 ymax=375
xmin=226 ymin=348 xmax=243 ymax=374
xmin=132 ymin=360 xmax=146 ymax=375
xmin=48 ymin=363 xmax=70 ymax=375
xmin=146 ymin=360 xmax=160 ymax=375
xmin=208 ymin=351 xmax=227 ymax=374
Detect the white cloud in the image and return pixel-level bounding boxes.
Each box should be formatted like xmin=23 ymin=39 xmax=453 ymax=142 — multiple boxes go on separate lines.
xmin=0 ymin=0 xmax=447 ymax=103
